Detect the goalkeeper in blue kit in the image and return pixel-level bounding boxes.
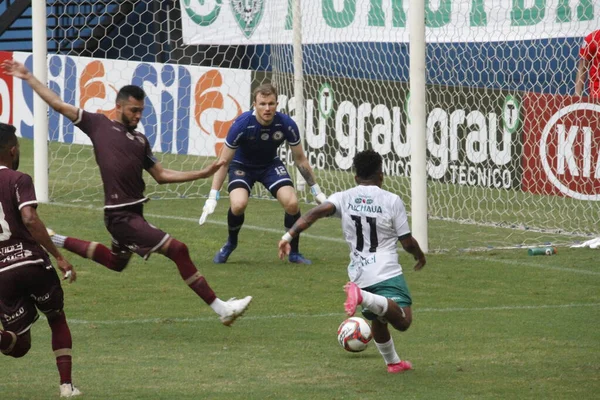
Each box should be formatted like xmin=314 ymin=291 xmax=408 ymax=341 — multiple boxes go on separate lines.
xmin=200 ymin=83 xmax=327 ymax=265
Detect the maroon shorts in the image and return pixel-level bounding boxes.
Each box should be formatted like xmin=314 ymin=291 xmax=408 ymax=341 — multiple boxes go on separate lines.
xmin=104 ymin=205 xmax=169 ymax=260
xmin=0 ymin=263 xmax=64 ymax=335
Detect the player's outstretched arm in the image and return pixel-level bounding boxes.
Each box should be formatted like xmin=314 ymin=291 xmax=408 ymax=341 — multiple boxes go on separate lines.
xmin=278 ymin=202 xmax=336 ymax=260
xmin=289 ymin=144 xmax=327 ymax=204
xmin=399 ymin=235 xmax=426 ymax=271
xmin=199 ymin=146 xmax=235 ymax=225
xmin=147 ymin=159 xmax=225 ymax=184
xmin=20 ymin=206 xmax=76 ymax=282
xmin=1 ymin=60 xmax=79 ymax=122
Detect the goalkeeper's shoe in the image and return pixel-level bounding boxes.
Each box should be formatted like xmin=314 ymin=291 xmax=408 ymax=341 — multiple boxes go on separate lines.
xmin=219 ymin=296 xmax=252 ymax=326
xmin=288 ymin=252 xmax=312 ymax=265
xmin=387 ymin=360 xmax=413 ymax=374
xmin=213 ymin=241 xmax=236 ymax=264
xmin=59 ymin=383 xmax=82 ymax=397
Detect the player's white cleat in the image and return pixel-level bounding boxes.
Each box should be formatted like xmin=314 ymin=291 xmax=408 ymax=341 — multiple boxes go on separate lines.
xmin=219 ymin=296 xmax=252 ymax=327
xmin=47 ymin=228 xmax=56 ymax=237
xmin=59 ymin=383 xmax=82 ymax=397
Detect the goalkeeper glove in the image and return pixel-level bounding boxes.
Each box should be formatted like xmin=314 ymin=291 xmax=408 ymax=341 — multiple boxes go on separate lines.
xmin=198 ymin=190 xmax=219 ymax=225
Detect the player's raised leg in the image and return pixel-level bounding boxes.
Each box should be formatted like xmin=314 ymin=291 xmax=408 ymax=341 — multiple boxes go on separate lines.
xmin=344 ymin=277 xmax=414 ymax=373
xmin=48 ymin=229 xmax=131 ymax=272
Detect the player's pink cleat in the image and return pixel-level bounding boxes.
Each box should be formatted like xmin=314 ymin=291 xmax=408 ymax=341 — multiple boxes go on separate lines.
xmin=343 ymin=282 xmax=363 ymax=316
xmin=387 ymin=360 xmax=413 ymax=374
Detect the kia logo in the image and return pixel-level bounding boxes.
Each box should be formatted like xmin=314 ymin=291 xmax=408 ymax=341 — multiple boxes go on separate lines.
xmin=539 ymin=103 xmax=600 ymax=201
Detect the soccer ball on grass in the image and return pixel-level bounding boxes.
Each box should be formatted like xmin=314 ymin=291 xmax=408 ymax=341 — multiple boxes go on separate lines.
xmin=337 ymin=317 xmax=372 ymax=352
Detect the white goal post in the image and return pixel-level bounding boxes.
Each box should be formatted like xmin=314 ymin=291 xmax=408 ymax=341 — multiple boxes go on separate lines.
xmin=8 ymin=0 xmax=598 ymax=252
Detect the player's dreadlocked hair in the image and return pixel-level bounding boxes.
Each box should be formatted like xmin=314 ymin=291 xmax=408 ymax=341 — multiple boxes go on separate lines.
xmin=0 ymin=123 xmax=17 ymax=152
xmin=253 ymin=83 xmax=278 ymax=102
xmin=116 ymin=85 xmax=146 ymax=103
xmin=353 ymin=150 xmax=383 ymax=180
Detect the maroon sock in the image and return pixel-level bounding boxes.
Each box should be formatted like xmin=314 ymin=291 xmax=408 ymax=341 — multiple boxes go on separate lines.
xmin=166 ymin=240 xmax=217 ymax=304
xmin=65 ymin=238 xmax=127 ymax=271
xmin=56 ymin=356 xmax=72 ymax=384
xmin=0 ymin=330 xmax=16 ymax=352
xmin=64 ymin=237 xmax=92 ymax=259
xmin=48 ymin=312 xmax=73 ymax=384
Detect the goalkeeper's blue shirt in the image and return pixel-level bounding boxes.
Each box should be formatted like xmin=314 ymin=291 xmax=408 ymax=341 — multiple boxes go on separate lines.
xmin=225 ymin=111 xmax=301 ymax=167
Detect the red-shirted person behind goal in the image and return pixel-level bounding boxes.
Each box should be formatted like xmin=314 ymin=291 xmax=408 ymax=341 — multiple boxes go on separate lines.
xmin=1 ymin=60 xmax=252 ymax=327
xmin=575 ymin=29 xmax=600 ymax=99
xmin=0 ymin=122 xmax=82 ymax=397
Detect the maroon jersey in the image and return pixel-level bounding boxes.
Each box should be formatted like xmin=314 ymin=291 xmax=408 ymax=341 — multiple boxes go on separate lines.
xmin=74 ymin=110 xmax=157 ymax=209
xmin=0 ymin=167 xmax=51 ymax=272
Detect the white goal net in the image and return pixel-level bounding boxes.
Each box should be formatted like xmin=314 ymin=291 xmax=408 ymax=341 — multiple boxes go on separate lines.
xmin=1 ymin=1 xmax=598 ymax=251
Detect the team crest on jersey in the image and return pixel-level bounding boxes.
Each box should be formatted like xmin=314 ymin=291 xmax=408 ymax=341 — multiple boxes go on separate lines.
xmin=261 ymin=133 xmax=270 ymax=140
xmin=354 ymin=197 xmax=374 ymax=205
xmin=231 ymin=0 xmax=265 ymax=39
xmin=273 ymin=131 xmax=284 ymax=140
xmin=234 ymin=170 xmax=246 ymax=177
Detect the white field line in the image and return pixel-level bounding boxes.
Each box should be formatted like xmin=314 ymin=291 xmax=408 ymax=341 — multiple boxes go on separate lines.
xmin=62 ymin=303 xmax=600 ymax=325
xmin=462 ymin=256 xmax=600 ymax=276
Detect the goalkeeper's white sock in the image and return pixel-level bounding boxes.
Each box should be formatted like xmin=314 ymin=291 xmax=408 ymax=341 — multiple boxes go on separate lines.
xmin=360 ymin=290 xmax=389 ymax=316
xmin=375 ymin=337 xmax=401 ymax=365
xmin=51 ymin=234 xmax=67 ymax=248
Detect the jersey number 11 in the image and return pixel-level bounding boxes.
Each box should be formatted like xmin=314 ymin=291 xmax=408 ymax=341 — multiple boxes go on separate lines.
xmin=350 ymin=215 xmax=378 ymax=253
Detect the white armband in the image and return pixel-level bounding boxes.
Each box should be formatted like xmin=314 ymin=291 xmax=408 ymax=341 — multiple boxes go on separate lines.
xmin=310 ymin=184 xmax=322 ymax=196
xmin=281 ymin=232 xmax=294 ymax=243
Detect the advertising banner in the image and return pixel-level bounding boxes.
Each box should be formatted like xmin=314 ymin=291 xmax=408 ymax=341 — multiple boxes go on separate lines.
xmin=180 ymin=0 xmax=597 ymax=45
xmin=254 ymin=71 xmax=522 ymax=190
xmin=0 ymin=51 xmax=251 ymax=157
xmin=522 ymin=93 xmax=600 ymax=200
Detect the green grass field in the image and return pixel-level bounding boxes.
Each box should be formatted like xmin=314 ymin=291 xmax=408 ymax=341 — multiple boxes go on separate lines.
xmin=2 ymin=139 xmax=599 ymax=399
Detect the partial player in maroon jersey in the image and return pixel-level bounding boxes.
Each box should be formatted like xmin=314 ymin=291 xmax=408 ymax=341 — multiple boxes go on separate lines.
xmin=0 ymin=122 xmax=81 ymax=397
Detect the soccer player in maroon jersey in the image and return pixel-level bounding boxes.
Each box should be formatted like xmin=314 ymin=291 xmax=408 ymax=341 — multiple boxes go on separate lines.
xmin=2 ymin=60 xmax=252 ymax=326
xmin=575 ymin=29 xmax=600 ymax=99
xmin=0 ymin=123 xmax=81 ymax=397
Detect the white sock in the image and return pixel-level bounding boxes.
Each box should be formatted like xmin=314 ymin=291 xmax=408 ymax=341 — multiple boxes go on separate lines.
xmin=360 ymin=290 xmax=389 ymax=316
xmin=209 ymin=298 xmax=228 ymax=316
xmin=52 ymin=234 xmax=67 ymax=248
xmin=375 ymin=337 xmax=401 ymax=365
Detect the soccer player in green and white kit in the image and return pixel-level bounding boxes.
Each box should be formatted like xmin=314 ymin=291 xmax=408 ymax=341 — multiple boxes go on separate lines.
xmin=278 ymin=149 xmax=426 ymax=374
